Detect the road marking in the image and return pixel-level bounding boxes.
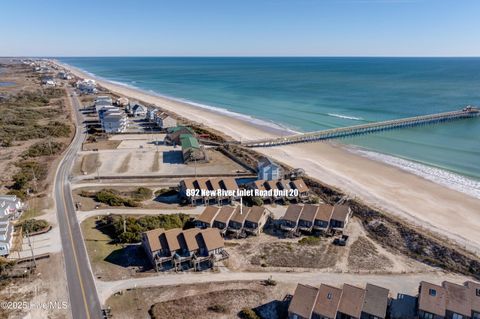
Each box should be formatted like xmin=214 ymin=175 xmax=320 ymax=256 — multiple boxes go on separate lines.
xmin=58 ymin=93 xmax=92 ymax=319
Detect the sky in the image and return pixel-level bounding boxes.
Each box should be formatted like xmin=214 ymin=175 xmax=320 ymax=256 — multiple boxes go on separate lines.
xmin=1 ymin=0 xmax=480 ymax=57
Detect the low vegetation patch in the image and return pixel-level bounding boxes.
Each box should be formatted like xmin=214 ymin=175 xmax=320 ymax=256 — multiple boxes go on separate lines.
xmin=18 ymin=219 xmax=49 ymax=234
xmin=298 ymin=236 xmax=322 ymax=246
xmin=99 ymin=213 xmax=190 ymax=243
xmin=131 ymin=187 xmax=153 ymax=201
xmin=94 ymin=189 xmax=139 ymax=207
xmin=11 ymin=160 xmax=48 ymax=191
xmin=80 ymin=187 xmax=155 ymax=207
xmin=0 ymin=258 xmax=16 ymax=280
xmin=23 ymin=141 xmax=65 ymax=158
xmin=0 ymin=88 xmax=70 ymax=144
xmin=240 ymin=308 xmax=260 ymax=319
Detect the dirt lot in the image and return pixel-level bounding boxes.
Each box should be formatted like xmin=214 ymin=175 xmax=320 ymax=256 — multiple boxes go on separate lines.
xmin=347 ymin=236 xmax=393 ymax=271
xmin=75 ymin=135 xmax=247 ymax=178
xmin=0 ymin=253 xmax=70 ymax=319
xmin=106 ymin=281 xmax=294 ymax=319
xmin=227 ymin=218 xmax=432 ymax=274
xmin=227 ymin=234 xmax=344 ymax=271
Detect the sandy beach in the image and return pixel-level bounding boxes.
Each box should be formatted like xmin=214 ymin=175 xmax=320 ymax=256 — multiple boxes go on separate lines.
xmin=59 ymin=61 xmax=480 ymax=254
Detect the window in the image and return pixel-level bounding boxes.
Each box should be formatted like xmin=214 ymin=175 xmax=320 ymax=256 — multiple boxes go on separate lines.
xmin=422 ymin=312 xmax=433 ymax=319
xmin=428 ymin=288 xmax=436 ymax=296
xmin=472 ymin=311 xmax=480 ymax=319
xmin=327 ymin=292 xmax=332 ymax=300
xmin=452 ymin=314 xmax=464 ymax=319
xmin=476 ymin=288 xmax=480 ymax=297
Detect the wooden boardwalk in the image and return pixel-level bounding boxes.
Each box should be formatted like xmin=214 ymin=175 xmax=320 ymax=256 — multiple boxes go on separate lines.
xmin=241 ymin=106 xmax=480 ymax=148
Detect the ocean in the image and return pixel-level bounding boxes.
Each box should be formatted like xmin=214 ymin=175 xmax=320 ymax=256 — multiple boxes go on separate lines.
xmin=58 ymin=57 xmax=480 ymax=196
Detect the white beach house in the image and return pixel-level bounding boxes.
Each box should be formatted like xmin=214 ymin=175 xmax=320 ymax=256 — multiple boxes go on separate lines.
xmin=131 ymin=103 xmax=147 ymax=117
xmin=0 ymin=216 xmax=13 ymax=256
xmin=76 ymin=79 xmax=97 ymax=94
xmin=155 ymin=112 xmax=177 ymax=129
xmin=257 ymin=157 xmax=283 ymax=180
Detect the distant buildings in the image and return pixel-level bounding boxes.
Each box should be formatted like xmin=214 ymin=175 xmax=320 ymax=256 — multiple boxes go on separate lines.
xmin=141 ymin=227 xmax=228 ymax=272
xmin=76 ymin=79 xmax=97 ymax=94
xmin=116 ymin=97 xmax=129 ymax=108
xmin=57 ymin=71 xmax=72 ymax=80
xmin=154 ymin=112 xmax=177 ymax=129
xmin=129 ymin=102 xmax=147 ymax=117
xmin=102 ymin=112 xmax=127 ymax=133
xmin=95 ymin=96 xmax=127 ymax=133
xmin=41 ymin=76 xmax=56 ymax=86
xmin=94 ymin=96 xmax=113 ymax=113
xmin=258 ymin=157 xmax=283 ymax=180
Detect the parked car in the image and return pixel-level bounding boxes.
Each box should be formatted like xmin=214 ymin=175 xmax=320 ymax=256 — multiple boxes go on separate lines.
xmin=333 ymin=235 xmax=349 ymax=246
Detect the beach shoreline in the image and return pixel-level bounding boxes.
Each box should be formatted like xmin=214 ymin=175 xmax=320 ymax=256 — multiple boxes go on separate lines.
xmin=57 ymin=60 xmax=480 ymax=254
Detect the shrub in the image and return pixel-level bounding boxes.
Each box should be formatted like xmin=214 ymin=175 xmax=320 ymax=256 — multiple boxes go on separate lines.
xmin=20 ymin=219 xmax=49 ymax=234
xmin=6 ymin=189 xmax=27 ymax=201
xmin=264 ymin=276 xmax=277 ymax=286
xmin=23 ymin=141 xmax=64 ymax=157
xmin=102 ymin=213 xmax=190 ymax=243
xmin=95 ymin=189 xmax=126 ymax=206
xmin=12 ymin=161 xmax=48 ymax=190
xmin=298 ymin=236 xmax=322 ymax=246
xmin=207 ymin=304 xmax=228 ymax=313
xmin=131 ymin=187 xmax=153 ymax=201
xmin=239 ymin=308 xmax=260 ymax=319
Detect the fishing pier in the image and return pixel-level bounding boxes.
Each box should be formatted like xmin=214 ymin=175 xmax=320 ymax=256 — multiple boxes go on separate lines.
xmin=241 ymin=106 xmax=480 ymax=148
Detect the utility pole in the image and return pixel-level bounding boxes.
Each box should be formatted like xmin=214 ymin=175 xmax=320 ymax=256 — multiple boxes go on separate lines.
xmin=26 ymin=229 xmax=36 ymax=270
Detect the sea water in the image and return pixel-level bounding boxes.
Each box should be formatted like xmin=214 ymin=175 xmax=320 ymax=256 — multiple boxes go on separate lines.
xmin=58 ymin=57 xmax=480 ymax=196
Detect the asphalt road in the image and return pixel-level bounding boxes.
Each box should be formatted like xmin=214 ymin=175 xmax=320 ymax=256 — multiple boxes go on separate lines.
xmin=54 ymin=89 xmax=102 ymax=319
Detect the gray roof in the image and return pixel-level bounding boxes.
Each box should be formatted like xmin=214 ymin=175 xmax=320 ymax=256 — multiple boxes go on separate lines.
xmin=362 ymin=283 xmax=389 ymax=318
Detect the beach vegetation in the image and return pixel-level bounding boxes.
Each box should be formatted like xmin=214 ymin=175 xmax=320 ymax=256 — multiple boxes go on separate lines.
xmin=98 ymin=213 xmax=190 ymax=243
xmin=12 ymin=160 xmax=48 ymax=191
xmin=19 ymin=219 xmax=49 ymax=234
xmin=94 ymin=189 xmax=139 ymax=207
xmin=131 ymin=187 xmax=153 ymax=201
xmin=239 ymin=308 xmax=260 ymax=319
xmin=298 ymin=236 xmax=322 ymax=246
xmin=23 ymin=141 xmax=65 ymax=158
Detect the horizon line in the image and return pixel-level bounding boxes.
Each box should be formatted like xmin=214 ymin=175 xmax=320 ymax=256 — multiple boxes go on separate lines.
xmin=2 ymin=55 xmax=480 ymax=59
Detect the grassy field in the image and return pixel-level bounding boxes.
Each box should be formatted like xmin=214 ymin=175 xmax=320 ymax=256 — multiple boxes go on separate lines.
xmin=80 ymin=216 xmax=151 ymax=281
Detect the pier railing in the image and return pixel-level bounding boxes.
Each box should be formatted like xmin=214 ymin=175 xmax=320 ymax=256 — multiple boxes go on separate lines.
xmin=241 ymin=106 xmax=480 ymax=148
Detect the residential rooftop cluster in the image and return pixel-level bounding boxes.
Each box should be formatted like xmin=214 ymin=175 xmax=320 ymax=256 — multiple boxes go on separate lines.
xmin=280 ymin=203 xmax=352 ymax=235
xmin=180 ymin=177 xmax=240 ymax=204
xmin=418 ymin=280 xmax=480 ymax=319
xmin=195 ymin=205 xmax=269 ymax=236
xmin=141 ymin=227 xmax=228 ymax=272
xmin=288 ymin=280 xmax=480 ymax=319
xmin=288 ymin=282 xmax=389 ymax=319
